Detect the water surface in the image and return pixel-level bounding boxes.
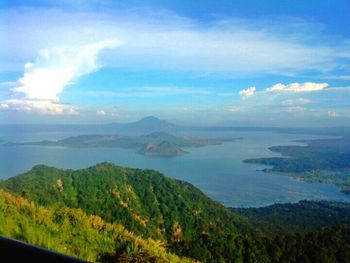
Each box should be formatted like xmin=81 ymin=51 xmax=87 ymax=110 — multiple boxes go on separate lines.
xmin=0 ymin=128 xmax=349 ymax=207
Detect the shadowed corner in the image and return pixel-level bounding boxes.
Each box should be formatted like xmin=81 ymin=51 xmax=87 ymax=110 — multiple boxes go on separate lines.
xmin=0 ymin=235 xmax=87 ymax=263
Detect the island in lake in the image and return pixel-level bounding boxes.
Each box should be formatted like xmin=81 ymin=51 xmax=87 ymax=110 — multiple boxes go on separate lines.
xmin=137 ymin=140 xmax=187 ymax=157
xmin=5 ymin=131 xmax=242 ymax=157
xmin=244 ymin=136 xmax=350 ymax=194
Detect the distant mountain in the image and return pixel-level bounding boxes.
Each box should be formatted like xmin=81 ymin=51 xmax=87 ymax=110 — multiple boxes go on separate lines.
xmin=2 ymin=120 xmax=350 ymax=139
xmin=135 ymin=116 xmax=172 ymax=127
xmin=0 ymin=117 xmax=178 ymax=136
xmin=137 ymin=140 xmax=187 ymax=157
xmin=107 ymin=116 xmax=177 ymax=135
xmin=141 ymin=131 xmax=178 ymax=141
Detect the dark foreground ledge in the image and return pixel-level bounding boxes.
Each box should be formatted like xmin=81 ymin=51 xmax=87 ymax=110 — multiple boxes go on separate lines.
xmin=0 ymin=236 xmax=87 ymax=262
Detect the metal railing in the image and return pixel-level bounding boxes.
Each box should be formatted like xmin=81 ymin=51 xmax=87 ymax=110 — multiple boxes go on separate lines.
xmin=0 ymin=235 xmax=88 ymax=262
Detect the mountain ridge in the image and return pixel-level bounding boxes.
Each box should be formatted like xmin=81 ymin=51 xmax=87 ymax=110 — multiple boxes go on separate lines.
xmin=106 ymin=116 xmax=177 ymax=135
xmin=2 ymin=163 xmax=350 ymax=262
xmin=0 ymin=162 xmax=250 ymax=260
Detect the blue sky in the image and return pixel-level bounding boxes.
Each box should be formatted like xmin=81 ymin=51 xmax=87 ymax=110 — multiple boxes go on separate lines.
xmin=0 ymin=0 xmax=349 ymax=126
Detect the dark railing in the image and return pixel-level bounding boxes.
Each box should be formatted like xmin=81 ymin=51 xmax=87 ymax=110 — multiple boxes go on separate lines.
xmin=0 ymin=236 xmax=88 ymax=262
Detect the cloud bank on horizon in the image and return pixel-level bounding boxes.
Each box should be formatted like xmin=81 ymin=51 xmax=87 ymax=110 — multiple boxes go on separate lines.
xmin=238 ymin=82 xmax=350 ymax=120
xmin=0 ymin=1 xmax=349 ymax=126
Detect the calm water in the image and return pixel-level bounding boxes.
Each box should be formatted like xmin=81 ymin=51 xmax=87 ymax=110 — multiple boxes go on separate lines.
xmin=0 ymin=127 xmax=349 ymax=207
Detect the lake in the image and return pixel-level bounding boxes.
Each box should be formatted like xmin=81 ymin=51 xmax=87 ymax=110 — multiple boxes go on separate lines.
xmin=0 ymin=126 xmax=349 ymax=207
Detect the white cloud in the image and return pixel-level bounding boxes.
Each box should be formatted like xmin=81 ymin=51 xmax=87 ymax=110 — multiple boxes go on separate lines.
xmin=67 ymin=108 xmax=80 ymax=115
xmin=265 ymin=82 xmax=329 ymax=93
xmin=1 ymin=8 xmax=349 ymax=75
xmin=96 ymin=110 xmax=107 ymax=115
xmin=323 ymin=75 xmax=350 ymax=81
xmin=240 ymin=82 xmax=341 ymax=103
xmin=282 ymin=98 xmax=311 ymax=106
xmin=227 ymin=105 xmax=240 ymax=112
xmin=239 ymin=86 xmax=256 ymax=98
xmin=217 ymin=92 xmax=235 ymax=97
xmin=326 ymin=86 xmax=350 ymax=92
xmin=0 ymin=103 xmax=9 ymax=109
xmin=237 ymin=81 xmax=350 ymax=122
xmin=239 ymin=82 xmax=329 ymax=102
xmin=328 ymin=110 xmax=340 ymax=118
xmin=110 ymin=112 xmax=120 ymax=117
xmin=1 ymin=40 xmax=120 ymax=115
xmin=129 ymin=86 xmax=211 ymax=96
xmin=1 ymin=99 xmax=79 ymax=115
xmin=13 ymin=40 xmax=120 ymax=101
xmin=1 ymin=7 xmax=349 ymax=124
xmin=83 ymin=86 xmax=211 ymax=97
xmin=285 ymin=106 xmax=309 ymax=113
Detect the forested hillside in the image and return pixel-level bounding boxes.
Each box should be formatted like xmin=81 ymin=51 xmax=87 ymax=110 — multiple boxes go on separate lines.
xmin=233 ymin=200 xmax=350 ymax=234
xmin=244 ymin=137 xmax=350 ymax=193
xmin=1 ymin=163 xmax=350 ymax=262
xmin=0 ymin=163 xmax=249 ymax=260
xmin=0 ymin=189 xmax=191 ymax=262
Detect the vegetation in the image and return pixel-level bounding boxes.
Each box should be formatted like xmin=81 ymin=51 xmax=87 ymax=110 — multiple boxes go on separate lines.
xmin=6 ymin=131 xmax=241 ymax=158
xmin=137 ymin=140 xmax=187 ymax=157
xmin=2 ymin=162 xmax=350 ymax=262
xmin=0 ymin=163 xmax=250 ymax=260
xmin=233 ymin=200 xmax=350 ymax=234
xmin=246 ymin=225 xmax=350 ymax=263
xmin=0 ymin=189 xmax=191 ymax=262
xmin=244 ymin=137 xmax=350 ymax=193
xmin=7 ymin=131 xmax=239 ymax=149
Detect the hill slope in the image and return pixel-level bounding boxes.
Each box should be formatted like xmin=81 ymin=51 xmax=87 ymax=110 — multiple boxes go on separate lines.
xmin=0 ymin=162 xmax=249 ymax=260
xmin=2 ymin=164 xmax=350 ymax=262
xmin=0 ymin=189 xmax=191 ymax=262
xmin=233 ymin=200 xmax=350 ymax=234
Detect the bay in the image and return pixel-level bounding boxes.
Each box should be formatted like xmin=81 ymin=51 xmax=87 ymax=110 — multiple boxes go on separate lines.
xmin=0 ymin=127 xmax=349 ymax=207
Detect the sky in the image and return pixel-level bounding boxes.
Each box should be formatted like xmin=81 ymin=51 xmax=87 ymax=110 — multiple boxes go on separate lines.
xmin=0 ymin=0 xmax=349 ymax=126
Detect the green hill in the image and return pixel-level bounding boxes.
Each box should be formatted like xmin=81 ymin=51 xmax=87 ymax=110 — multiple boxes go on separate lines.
xmin=0 ymin=162 xmax=250 ymax=260
xmin=0 ymin=189 xmax=191 ymax=262
xmin=2 ymin=163 xmax=350 ymax=263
